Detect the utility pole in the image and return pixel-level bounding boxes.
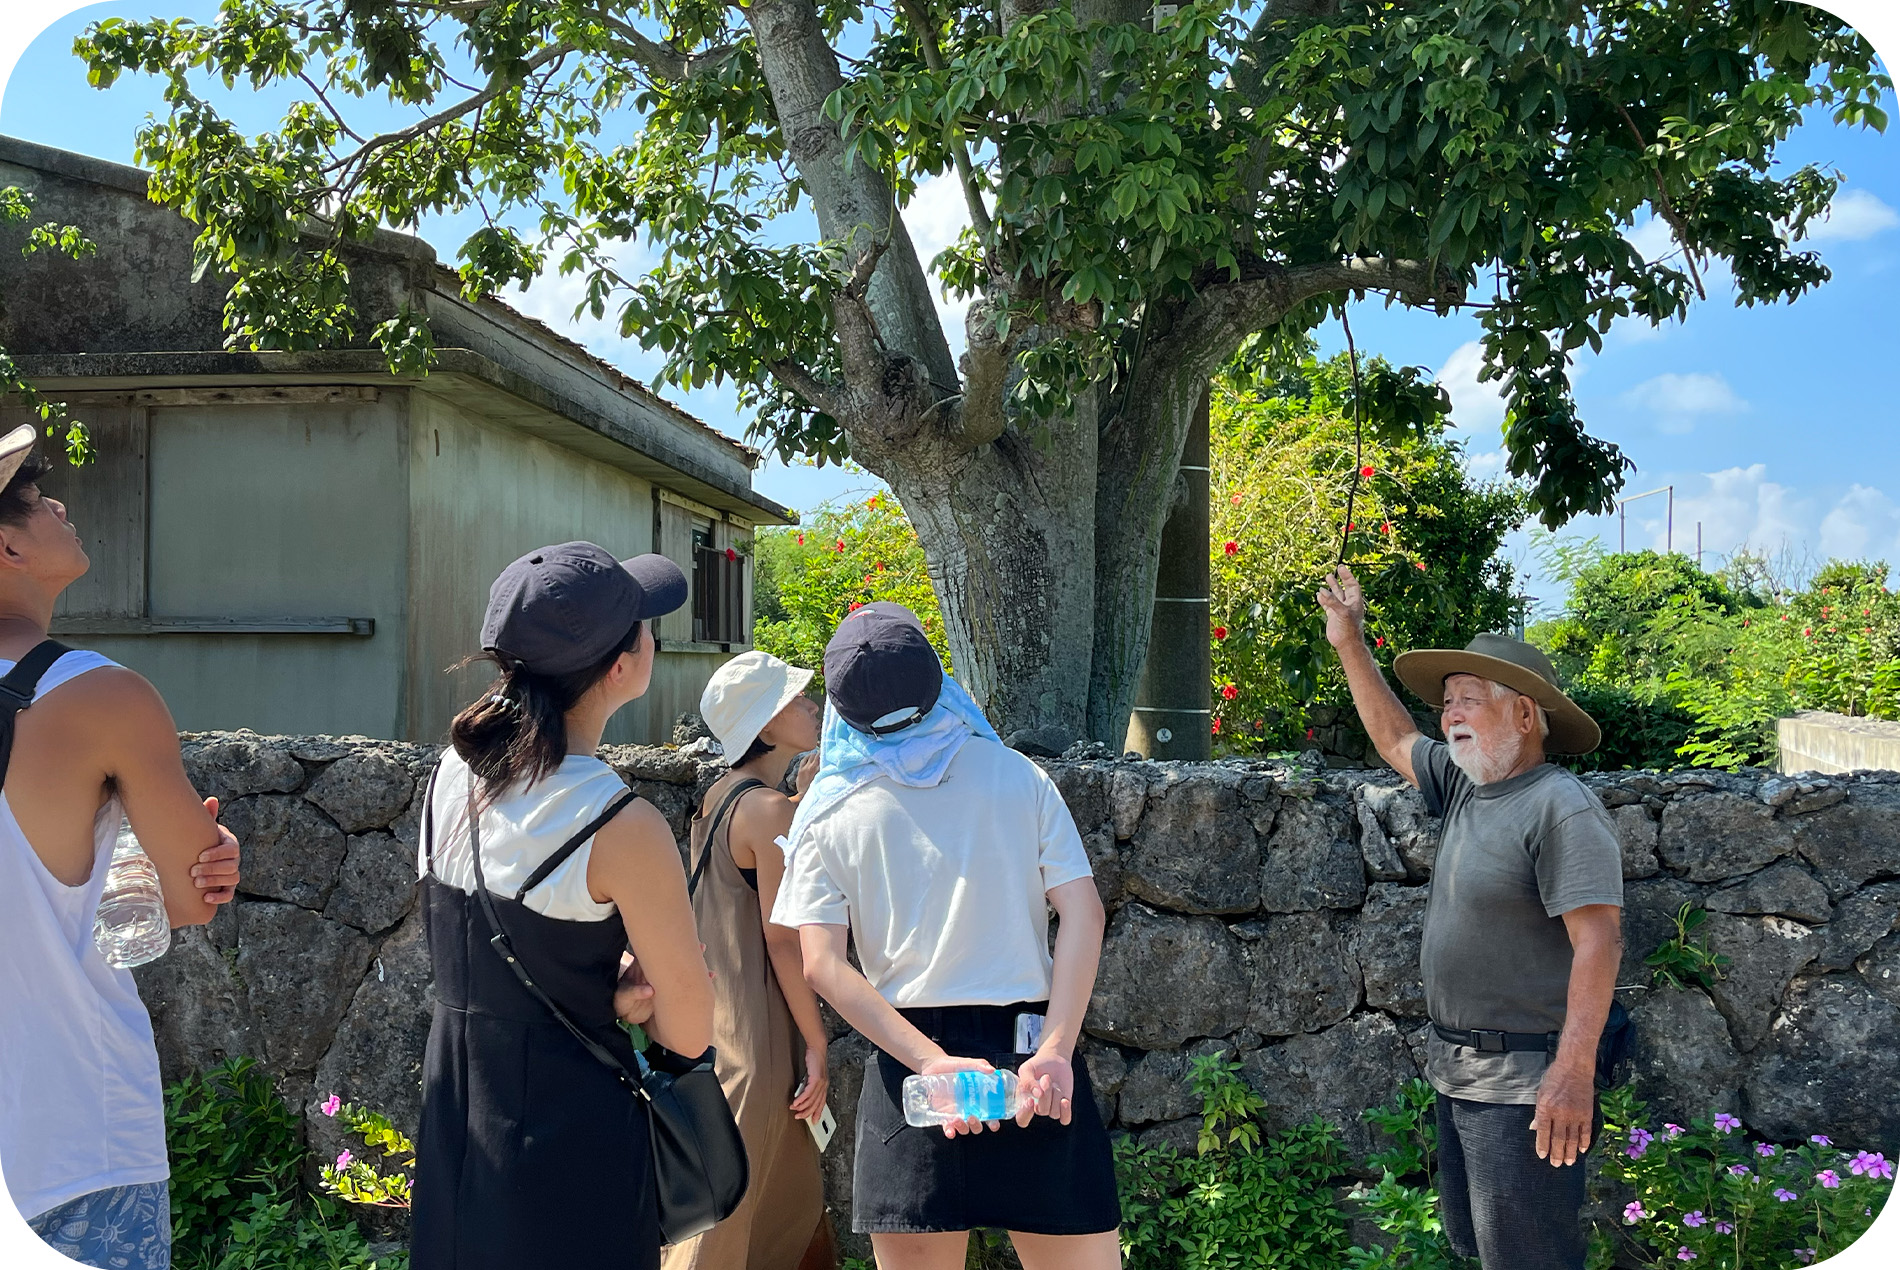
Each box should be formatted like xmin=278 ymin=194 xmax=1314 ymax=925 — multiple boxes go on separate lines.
xmin=1126 ymin=390 xmax=1211 ymax=760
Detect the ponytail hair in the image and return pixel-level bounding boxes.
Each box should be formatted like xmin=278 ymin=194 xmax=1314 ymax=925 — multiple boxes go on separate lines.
xmin=450 ymin=617 xmax=645 ymax=794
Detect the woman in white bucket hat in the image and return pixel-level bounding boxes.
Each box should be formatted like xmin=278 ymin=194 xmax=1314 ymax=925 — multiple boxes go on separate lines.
xmin=663 ymin=650 xmax=835 ymax=1270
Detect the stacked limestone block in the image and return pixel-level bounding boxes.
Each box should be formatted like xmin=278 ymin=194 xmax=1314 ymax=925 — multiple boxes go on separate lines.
xmin=142 ymin=734 xmax=1900 ymax=1248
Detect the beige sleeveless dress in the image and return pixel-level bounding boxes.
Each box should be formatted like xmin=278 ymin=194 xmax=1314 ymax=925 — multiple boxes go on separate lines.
xmin=661 ymin=773 xmax=829 ymax=1270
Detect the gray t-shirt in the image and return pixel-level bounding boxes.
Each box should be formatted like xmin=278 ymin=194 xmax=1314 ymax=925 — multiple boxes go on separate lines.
xmin=1413 ymin=736 xmax=1623 ymax=1104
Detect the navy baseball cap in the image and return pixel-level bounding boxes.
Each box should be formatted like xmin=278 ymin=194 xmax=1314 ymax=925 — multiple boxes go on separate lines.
xmin=481 ymin=542 xmax=687 ymax=677
xmin=823 ymin=602 xmax=943 ymax=735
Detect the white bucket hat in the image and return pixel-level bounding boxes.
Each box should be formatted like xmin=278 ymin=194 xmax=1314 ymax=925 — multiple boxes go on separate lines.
xmin=699 ymin=650 xmax=815 ymax=761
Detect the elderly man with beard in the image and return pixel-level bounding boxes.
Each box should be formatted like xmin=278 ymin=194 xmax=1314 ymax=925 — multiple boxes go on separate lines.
xmin=1318 ymin=564 xmax=1623 ymax=1270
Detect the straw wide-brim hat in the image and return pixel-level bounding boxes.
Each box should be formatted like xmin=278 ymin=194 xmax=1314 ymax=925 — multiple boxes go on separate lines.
xmin=1393 ymin=632 xmax=1601 ymax=756
xmin=699 ymin=649 xmax=815 ymax=760
xmin=0 ymin=424 xmax=38 ymax=488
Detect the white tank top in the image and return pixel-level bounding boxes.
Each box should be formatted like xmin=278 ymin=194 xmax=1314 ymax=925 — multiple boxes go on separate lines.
xmin=418 ymin=748 xmax=633 ymax=921
xmin=0 ymin=650 xmax=169 ymax=1223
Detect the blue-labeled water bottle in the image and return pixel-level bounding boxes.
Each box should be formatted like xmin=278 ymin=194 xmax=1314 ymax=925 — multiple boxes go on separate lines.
xmin=901 ymin=1069 xmax=1020 ymax=1127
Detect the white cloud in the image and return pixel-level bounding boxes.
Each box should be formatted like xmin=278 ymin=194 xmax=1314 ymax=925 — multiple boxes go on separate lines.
xmin=1635 ymin=465 xmax=1806 ymax=559
xmin=1625 ymin=215 xmax=1680 ymax=265
xmin=1819 ymin=485 xmax=1900 ymax=562
xmin=1622 ymin=371 xmax=1747 ymax=435
xmin=1437 ymin=340 xmax=1508 ymax=435
xmin=900 ymin=171 xmax=976 ymax=358
xmin=511 ymin=239 xmax=659 ymax=371
xmin=1805 ymin=188 xmax=1900 ymax=244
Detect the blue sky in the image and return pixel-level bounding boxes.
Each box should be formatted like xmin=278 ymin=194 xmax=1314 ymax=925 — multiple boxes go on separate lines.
xmin=3 ymin=3 xmax=1897 ymax=614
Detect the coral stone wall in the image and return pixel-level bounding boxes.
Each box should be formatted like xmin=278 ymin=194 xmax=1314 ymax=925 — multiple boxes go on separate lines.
xmin=142 ymin=733 xmax=1900 ymax=1245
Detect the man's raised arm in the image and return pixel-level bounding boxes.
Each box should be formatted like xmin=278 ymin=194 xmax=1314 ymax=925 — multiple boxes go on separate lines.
xmin=1318 ymin=565 xmax=1425 ymax=786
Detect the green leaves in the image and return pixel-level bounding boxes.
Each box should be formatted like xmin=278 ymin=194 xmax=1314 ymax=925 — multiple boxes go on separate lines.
xmin=0 ymin=186 xmax=95 ymax=464
xmin=67 ymin=0 xmax=1891 ymax=521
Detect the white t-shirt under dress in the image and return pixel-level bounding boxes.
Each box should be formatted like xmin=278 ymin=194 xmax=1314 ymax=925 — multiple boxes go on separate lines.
xmin=0 ymin=650 xmax=170 ymax=1223
xmin=417 ymin=748 xmax=632 ymax=920
xmin=771 ymin=735 xmax=1093 ymax=1008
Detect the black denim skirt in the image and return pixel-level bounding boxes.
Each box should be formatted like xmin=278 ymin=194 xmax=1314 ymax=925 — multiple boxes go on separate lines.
xmin=851 ymin=1001 xmax=1121 ymax=1235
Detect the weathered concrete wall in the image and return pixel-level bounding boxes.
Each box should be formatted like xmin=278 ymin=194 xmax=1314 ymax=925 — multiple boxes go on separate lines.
xmin=404 ymin=391 xmax=667 ymax=746
xmin=1778 ymin=710 xmax=1900 ymax=776
xmin=141 ymin=734 xmax=1900 ymax=1247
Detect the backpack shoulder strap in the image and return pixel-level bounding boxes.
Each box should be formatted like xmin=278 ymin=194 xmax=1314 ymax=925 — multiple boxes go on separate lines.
xmin=0 ymin=639 xmax=73 ymax=790
xmin=688 ymin=777 xmax=768 ymax=900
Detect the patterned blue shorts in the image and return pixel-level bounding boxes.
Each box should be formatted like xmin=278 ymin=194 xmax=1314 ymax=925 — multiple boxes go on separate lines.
xmin=27 ymin=1181 xmax=171 ymax=1269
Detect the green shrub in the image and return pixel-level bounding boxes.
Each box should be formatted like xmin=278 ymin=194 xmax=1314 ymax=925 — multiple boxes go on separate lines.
xmin=1210 ymin=355 xmax=1529 ymax=755
xmin=1598 ymin=1086 xmax=1894 ymax=1268
xmin=752 ymin=492 xmax=948 ymax=688
xmin=164 ymin=1058 xmax=402 ymax=1270
xmin=1116 ymin=1055 xmax=1356 ymax=1269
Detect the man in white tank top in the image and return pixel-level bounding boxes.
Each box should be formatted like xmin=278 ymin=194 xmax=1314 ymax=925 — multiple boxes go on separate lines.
xmin=0 ymin=426 xmax=243 ymax=1269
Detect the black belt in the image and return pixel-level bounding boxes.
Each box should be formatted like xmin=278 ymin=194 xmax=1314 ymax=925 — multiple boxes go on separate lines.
xmin=1433 ymin=1023 xmax=1560 ymax=1054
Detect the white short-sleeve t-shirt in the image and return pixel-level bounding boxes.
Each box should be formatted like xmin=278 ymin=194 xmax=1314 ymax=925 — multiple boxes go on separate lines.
xmin=771 ymin=735 xmax=1093 ymax=1008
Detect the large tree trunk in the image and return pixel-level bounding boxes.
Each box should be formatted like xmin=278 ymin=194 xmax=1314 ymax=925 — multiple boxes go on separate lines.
xmin=878 ymin=385 xmax=1102 ymax=753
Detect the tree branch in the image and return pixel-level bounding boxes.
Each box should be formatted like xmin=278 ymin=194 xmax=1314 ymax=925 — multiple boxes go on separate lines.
xmin=323 ymin=42 xmax=574 ymax=176
xmin=768 ymin=361 xmax=847 ymax=419
xmin=894 ymin=0 xmax=994 ymax=241
xmin=584 ymin=9 xmax=741 ymax=82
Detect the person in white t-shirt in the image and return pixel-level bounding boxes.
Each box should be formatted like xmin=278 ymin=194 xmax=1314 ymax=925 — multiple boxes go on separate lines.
xmin=773 ymin=603 xmax=1120 ymax=1270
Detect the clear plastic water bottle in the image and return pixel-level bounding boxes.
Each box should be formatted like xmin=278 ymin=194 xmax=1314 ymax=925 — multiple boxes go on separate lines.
xmin=902 ymin=1069 xmax=1019 ymax=1127
xmin=92 ymin=820 xmax=170 ymax=969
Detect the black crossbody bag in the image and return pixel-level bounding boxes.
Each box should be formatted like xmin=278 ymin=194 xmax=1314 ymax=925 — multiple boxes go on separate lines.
xmin=447 ymin=777 xmax=749 ymax=1244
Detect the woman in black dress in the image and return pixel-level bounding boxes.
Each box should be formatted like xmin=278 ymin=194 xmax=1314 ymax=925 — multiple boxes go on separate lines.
xmin=412 ymin=543 xmax=715 ymax=1270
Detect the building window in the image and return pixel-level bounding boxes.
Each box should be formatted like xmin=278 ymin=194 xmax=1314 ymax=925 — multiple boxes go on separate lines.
xmin=692 ymin=523 xmax=747 ymax=645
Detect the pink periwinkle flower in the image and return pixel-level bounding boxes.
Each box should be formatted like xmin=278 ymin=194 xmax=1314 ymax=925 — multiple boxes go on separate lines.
xmin=1811 ymin=1135 xmax=1832 ymax=1147
xmin=320 ymin=1093 xmax=340 ymax=1117
xmin=1683 ymin=1211 xmax=1707 ymax=1228
xmin=1629 ymin=1127 xmax=1654 ymax=1149
xmin=1794 ymin=1252 xmax=1815 ymax=1265
xmin=1677 ymin=1248 xmax=1696 ymax=1262
xmin=335 ymin=1150 xmax=353 ymax=1170
xmin=1755 ymin=1142 xmax=1776 ymax=1158
xmin=1774 ymin=1188 xmax=1799 ymax=1203
xmin=1714 ymin=1222 xmax=1733 ymax=1235
xmin=1728 ymin=1164 xmax=1750 ymax=1177
xmin=1713 ymin=1113 xmax=1741 ymax=1134
xmin=1664 ymin=1123 xmax=1685 ymax=1138
xmin=1816 ymin=1169 xmax=1841 ymax=1189
xmin=1624 ymin=1202 xmax=1647 ymax=1224
xmin=1849 ymin=1151 xmax=1893 ymax=1180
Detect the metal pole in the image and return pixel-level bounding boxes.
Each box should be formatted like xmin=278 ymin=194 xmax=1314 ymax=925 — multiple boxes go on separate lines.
xmin=1667 ymin=486 xmax=1674 ymax=555
xmin=1620 ymin=504 xmax=1626 ymax=553
xmin=1697 ymin=522 xmax=1703 ymax=568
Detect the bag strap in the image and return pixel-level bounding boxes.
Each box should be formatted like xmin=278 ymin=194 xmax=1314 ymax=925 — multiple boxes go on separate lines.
xmin=464 ymin=784 xmax=652 ymax=1100
xmin=0 ymin=639 xmax=72 ymax=790
xmin=689 ymin=777 xmax=767 ymax=900
xmin=516 ymin=787 xmax=640 ymax=900
xmin=420 ymin=767 xmax=441 ymax=875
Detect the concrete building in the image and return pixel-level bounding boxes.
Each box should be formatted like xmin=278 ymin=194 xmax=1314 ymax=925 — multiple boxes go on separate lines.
xmin=0 ymin=135 xmax=792 ymax=745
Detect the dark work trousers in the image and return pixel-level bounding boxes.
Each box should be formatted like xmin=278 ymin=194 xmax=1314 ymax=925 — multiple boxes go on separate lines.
xmin=1435 ymin=1095 xmax=1587 ymax=1270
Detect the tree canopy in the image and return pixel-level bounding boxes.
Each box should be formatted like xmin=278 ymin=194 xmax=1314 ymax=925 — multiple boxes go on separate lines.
xmin=71 ymin=0 xmax=1892 ymax=745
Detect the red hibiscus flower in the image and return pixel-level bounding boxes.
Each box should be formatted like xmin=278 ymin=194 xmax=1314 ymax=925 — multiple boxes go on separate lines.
xmin=1230 ymin=493 xmax=1243 ymax=506
xmin=1305 ymin=727 xmax=1316 ymax=740
xmin=1213 ymin=626 xmax=1228 ymax=640
xmin=796 ymin=533 xmax=805 ymax=546
xmin=835 ymin=540 xmax=846 ymax=553
xmin=1380 ymin=521 xmax=1392 ymax=534
xmin=875 ymin=561 xmax=886 ymax=571
xmin=849 ymin=601 xmax=864 ymax=612
xmin=1375 ymin=636 xmax=1385 ymax=648
xmin=1415 ymin=561 xmax=1427 ymax=572
xmin=724 ymin=547 xmax=738 ymax=563
xmin=1360 ymin=464 xmax=1375 ymax=478
xmin=1223 ymin=540 xmax=1239 ymax=556
xmin=1221 ymin=684 xmax=1238 ymax=700
xmin=1211 ymin=718 xmax=1222 ymax=735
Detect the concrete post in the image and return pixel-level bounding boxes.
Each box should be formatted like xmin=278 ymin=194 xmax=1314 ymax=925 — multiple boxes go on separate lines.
xmin=1125 ymin=390 xmax=1211 ymax=760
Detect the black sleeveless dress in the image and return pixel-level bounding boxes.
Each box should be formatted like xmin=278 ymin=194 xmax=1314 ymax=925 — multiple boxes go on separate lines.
xmin=411 ymin=773 xmax=660 ymax=1270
